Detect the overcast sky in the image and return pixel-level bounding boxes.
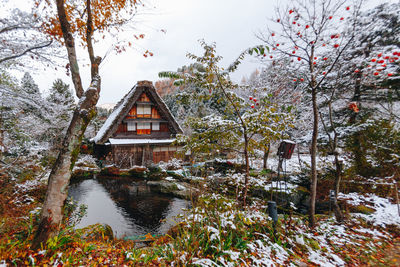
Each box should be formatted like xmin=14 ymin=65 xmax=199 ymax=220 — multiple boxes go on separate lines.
xmin=5 ymin=0 xmax=397 ymax=105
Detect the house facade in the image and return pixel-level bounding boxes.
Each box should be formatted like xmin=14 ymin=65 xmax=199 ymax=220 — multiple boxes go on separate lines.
xmin=92 ymin=80 xmax=183 ymax=167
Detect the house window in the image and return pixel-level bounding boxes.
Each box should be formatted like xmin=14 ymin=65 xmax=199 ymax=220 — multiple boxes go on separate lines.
xmin=137 ymin=104 xmax=151 ymax=118
xmin=127 ymin=121 xmax=136 ymax=131
xmin=137 ymin=122 xmax=151 ymax=134
xmin=152 ymin=122 xmax=160 ymax=131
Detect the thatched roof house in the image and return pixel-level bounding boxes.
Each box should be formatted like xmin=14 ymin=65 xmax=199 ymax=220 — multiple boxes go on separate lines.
xmin=93 ymin=80 xmax=183 ymax=167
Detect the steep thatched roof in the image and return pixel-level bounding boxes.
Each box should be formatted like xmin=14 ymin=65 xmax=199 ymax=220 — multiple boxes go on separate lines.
xmin=93 ymin=80 xmax=183 ymax=144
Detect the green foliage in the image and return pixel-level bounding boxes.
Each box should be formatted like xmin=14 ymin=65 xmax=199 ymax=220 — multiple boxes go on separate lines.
xmin=161 ymin=41 xmax=293 ymax=161
xmin=63 ymin=198 xmax=87 ymax=227
xmin=345 ymin=118 xmax=400 ymax=177
xmin=20 ymin=72 xmax=40 ymax=95
xmin=47 ymin=78 xmax=74 ymax=106
xmin=159 ymin=194 xmax=274 ymax=264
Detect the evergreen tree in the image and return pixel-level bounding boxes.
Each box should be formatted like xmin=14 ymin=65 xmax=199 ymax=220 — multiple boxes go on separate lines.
xmin=43 ymin=79 xmax=75 ymax=147
xmin=21 ymin=72 xmax=40 ymax=95
xmin=47 ymin=78 xmax=74 ymax=106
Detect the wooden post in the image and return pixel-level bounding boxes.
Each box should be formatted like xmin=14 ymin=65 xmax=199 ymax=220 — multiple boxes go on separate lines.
xmin=297 ymin=144 xmax=302 ymax=169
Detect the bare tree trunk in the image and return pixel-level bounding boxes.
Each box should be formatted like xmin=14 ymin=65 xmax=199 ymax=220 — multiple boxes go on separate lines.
xmin=333 ymin=153 xmax=344 ymax=222
xmin=310 ymin=86 xmax=318 ymax=228
xmin=263 ymin=143 xmax=270 ymax=169
xmin=309 ymin=46 xmax=318 ymax=228
xmin=242 ymin=135 xmax=250 ymax=206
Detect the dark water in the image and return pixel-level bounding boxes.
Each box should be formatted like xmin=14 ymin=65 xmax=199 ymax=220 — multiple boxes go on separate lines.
xmin=68 ymin=176 xmax=189 ymax=238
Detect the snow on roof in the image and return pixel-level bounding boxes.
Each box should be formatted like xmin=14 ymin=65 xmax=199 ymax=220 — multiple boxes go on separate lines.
xmin=282 ymin=139 xmax=296 ymax=144
xmin=109 ymin=138 xmax=176 ymax=145
xmin=92 ymin=85 xmax=137 ymax=143
xmin=92 ymin=81 xmax=183 ymax=144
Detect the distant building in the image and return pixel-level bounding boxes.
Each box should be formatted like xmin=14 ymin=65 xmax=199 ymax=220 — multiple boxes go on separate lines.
xmin=92 ymin=81 xmax=183 ymax=167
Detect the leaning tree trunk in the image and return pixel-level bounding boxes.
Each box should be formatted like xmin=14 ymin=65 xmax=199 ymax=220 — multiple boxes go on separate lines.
xmin=32 ymin=79 xmax=100 ymax=248
xmin=32 ymin=0 xmax=101 ymax=248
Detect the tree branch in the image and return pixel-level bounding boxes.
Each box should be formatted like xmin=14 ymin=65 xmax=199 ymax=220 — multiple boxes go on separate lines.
xmin=56 ymin=0 xmax=84 ymax=98
xmin=0 ymin=40 xmax=52 ymax=64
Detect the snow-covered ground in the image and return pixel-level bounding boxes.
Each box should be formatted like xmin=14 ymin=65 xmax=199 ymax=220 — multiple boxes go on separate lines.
xmin=173 ymin=192 xmax=399 ymax=267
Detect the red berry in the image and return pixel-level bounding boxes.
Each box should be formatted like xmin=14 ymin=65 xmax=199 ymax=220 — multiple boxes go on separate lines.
xmin=378 ymin=60 xmax=384 ymax=63
xmin=263 ymin=53 xmax=266 ymax=57
xmin=277 ymin=19 xmax=281 ymax=23
xmin=374 ymin=72 xmax=379 ymax=76
xmin=377 ymin=53 xmax=382 ymax=58
xmin=272 ymin=33 xmax=275 ymax=36
xmin=322 ymin=44 xmax=326 ymax=47
xmin=249 ymin=96 xmax=253 ymax=100
xmin=313 ymin=61 xmax=316 ymax=65
xmin=334 ymin=44 xmax=339 ymax=48
xmin=340 ymin=17 xmax=344 ymax=21
xmin=354 ymin=69 xmax=360 ymax=73
xmin=292 ymin=51 xmax=296 ymax=54
xmin=300 ymin=78 xmax=304 ymax=82
xmin=289 ymin=9 xmax=294 ymax=14
xmin=256 ymin=103 xmax=260 ymax=106
xmin=382 ymin=64 xmax=386 ymax=67
xmin=314 ymin=57 xmax=317 ymax=60
xmin=371 ymin=58 xmax=376 ymax=62
xmin=322 ymin=72 xmax=326 ymax=75
xmin=254 ymin=98 xmax=257 ymax=102
xmin=323 ymin=57 xmax=328 ymax=60
xmin=329 ymin=16 xmax=333 ymax=19
xmin=346 ymin=6 xmax=350 ymax=10
xmin=270 ymin=55 xmax=273 ymax=59
xmin=276 ymin=43 xmax=280 ymax=47
xmin=388 ymin=73 xmax=393 ymax=77
xmin=293 ymin=79 xmax=297 ymax=82
xmin=293 ymin=21 xmax=296 ymax=24
xmin=251 ymin=105 xmax=255 ymax=108
xmin=297 ymin=57 xmax=301 ymax=61
xmin=305 ymin=25 xmax=310 ymax=29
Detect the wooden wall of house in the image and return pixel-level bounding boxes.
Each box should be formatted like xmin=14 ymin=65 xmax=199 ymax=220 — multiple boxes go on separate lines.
xmin=112 ymin=145 xmax=182 ymax=167
xmin=113 ymin=122 xmax=172 ymax=139
xmin=113 ymin=145 xmax=144 ymax=167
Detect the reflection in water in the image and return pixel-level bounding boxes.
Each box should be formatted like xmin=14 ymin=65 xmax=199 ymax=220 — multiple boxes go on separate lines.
xmin=68 ymin=176 xmax=189 ymax=238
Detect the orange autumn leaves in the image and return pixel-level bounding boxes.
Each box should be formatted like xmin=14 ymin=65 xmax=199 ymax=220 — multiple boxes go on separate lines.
xmin=34 ymin=0 xmax=141 ymax=48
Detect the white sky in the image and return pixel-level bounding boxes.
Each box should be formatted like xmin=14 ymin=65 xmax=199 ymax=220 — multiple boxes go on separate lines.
xmin=4 ymin=0 xmax=397 ymax=105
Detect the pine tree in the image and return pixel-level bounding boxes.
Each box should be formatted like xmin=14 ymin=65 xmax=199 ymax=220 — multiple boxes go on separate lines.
xmin=21 ymin=72 xmax=40 ymax=95
xmin=47 ymin=78 xmax=74 ymax=106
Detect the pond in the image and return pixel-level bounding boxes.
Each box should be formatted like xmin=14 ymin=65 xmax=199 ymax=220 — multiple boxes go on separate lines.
xmin=68 ymin=176 xmax=189 ymax=238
